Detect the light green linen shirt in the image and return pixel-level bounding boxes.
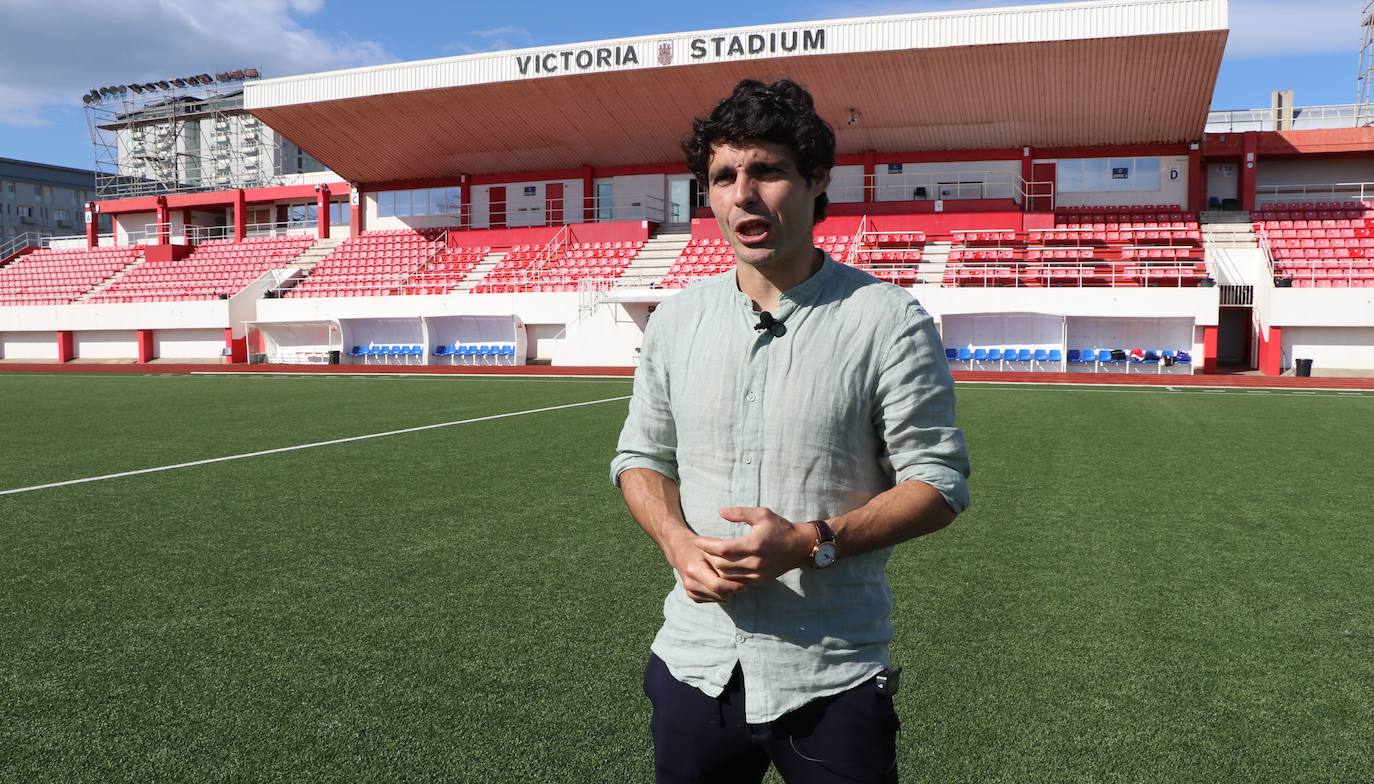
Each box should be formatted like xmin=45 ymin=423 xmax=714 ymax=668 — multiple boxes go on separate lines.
xmin=611 ymin=254 xmax=970 ymax=724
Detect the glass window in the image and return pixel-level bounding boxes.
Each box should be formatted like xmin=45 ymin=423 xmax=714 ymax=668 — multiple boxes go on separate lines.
xmin=1057 ymin=160 xmax=1083 ymax=193
xmin=1107 ymin=159 xmax=1133 ymax=192
xmin=446 ymin=187 xmax=462 ymax=216
xmin=1080 ymin=159 xmax=1109 ymax=192
xmin=378 ymin=191 xmax=394 ymax=217
xmin=596 ymin=182 xmax=613 ymax=221
xmin=1134 ymin=158 xmax=1161 ymax=191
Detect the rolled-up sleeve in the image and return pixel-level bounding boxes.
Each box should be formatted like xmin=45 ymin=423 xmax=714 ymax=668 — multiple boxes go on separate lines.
xmin=873 ymin=301 xmax=971 ymax=513
xmin=610 ymin=312 xmax=679 ymax=486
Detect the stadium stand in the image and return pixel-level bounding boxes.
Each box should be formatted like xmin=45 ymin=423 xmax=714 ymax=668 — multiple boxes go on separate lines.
xmin=0 ymin=246 xmax=144 ymax=306
xmin=87 ymin=236 xmax=314 ymax=303
xmin=471 ymin=238 xmax=644 ymax=293
xmin=942 ymin=207 xmax=1206 ymax=287
xmin=1254 ymin=201 xmax=1374 ymax=288
xmin=286 ymin=228 xmax=452 ymax=298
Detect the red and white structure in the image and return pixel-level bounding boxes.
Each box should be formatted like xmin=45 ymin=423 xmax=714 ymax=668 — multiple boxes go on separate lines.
xmin=1 ymin=0 xmax=1372 ymax=375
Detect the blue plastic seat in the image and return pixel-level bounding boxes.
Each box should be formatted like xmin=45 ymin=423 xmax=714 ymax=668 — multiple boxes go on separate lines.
xmin=1067 ymin=349 xmax=1081 ymax=363
xmin=410 ymin=345 xmax=423 ymax=357
xmin=500 ymin=345 xmax=515 ymax=362
xmin=957 ymin=347 xmax=972 ymax=361
xmin=349 ymin=345 xmax=365 ymax=357
xmin=1162 ymin=350 xmax=1176 ymax=358
xmin=1017 ymin=349 xmax=1032 ymax=362
xmin=945 ymin=348 xmax=958 ymax=361
xmin=1034 ymin=349 xmax=1049 ymax=362
xmin=434 ymin=345 xmax=449 ymax=357
xmin=366 ymin=345 xmax=382 ymax=360
xmin=973 ymin=348 xmax=989 ymax=362
xmin=1047 ymin=349 xmax=1063 ymax=362
xmin=1176 ymin=351 xmax=1192 ymax=364
xmin=987 ymin=348 xmax=1003 ymax=362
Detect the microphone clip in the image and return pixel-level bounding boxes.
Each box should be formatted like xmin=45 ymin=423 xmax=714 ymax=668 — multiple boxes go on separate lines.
xmin=754 ymin=311 xmax=787 ymax=338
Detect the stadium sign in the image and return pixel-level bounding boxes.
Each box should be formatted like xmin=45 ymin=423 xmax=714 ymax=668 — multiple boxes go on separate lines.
xmin=514 ymin=27 xmax=827 ymax=77
xmin=689 ymin=29 xmax=826 ymax=60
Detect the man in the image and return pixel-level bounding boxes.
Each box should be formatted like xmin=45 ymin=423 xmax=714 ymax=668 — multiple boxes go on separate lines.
xmin=611 ymin=79 xmax=971 ymax=784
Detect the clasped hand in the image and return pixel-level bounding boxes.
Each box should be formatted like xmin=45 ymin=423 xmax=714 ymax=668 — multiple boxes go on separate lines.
xmin=667 ymin=506 xmax=810 ymax=604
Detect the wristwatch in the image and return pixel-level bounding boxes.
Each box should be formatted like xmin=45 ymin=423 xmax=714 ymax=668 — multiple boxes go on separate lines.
xmin=805 ymin=519 xmax=838 ymax=569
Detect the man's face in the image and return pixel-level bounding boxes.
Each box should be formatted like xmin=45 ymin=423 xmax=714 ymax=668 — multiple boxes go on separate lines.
xmin=706 ymin=141 xmax=830 ymax=270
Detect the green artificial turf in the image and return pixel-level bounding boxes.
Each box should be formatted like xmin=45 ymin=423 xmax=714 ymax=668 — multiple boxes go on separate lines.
xmin=1 ymin=375 xmax=1371 ymax=783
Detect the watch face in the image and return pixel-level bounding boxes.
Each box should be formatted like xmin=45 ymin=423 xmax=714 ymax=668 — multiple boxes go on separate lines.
xmin=814 ymin=542 xmax=837 ymax=568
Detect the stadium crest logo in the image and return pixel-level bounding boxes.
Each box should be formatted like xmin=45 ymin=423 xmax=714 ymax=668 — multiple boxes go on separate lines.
xmin=657 ymin=42 xmax=673 ymax=66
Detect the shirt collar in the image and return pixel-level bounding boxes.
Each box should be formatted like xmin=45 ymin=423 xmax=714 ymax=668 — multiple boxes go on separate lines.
xmin=732 ymin=252 xmax=834 ymax=321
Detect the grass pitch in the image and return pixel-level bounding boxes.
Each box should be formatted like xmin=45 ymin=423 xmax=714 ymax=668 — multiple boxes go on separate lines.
xmin=1 ymin=374 xmax=1371 ymax=783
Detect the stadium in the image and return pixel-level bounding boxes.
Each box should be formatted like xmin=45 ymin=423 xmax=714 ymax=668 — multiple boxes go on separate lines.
xmin=1 ymin=0 xmax=1372 ymax=781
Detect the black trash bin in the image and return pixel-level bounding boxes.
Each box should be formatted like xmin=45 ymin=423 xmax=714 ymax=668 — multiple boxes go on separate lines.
xmin=1295 ymin=358 xmax=1313 ymax=377
xmin=328 ymin=350 xmax=341 ymax=365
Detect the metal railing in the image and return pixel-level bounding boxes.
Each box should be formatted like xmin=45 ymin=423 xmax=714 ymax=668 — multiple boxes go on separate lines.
xmin=1253 ymin=223 xmax=1278 ymax=278
xmin=1206 ymin=104 xmax=1374 ymax=133
xmin=828 ymin=170 xmax=1022 ymax=204
xmin=1254 ymin=181 xmax=1374 ymax=206
xmin=1272 ymin=266 xmax=1374 ymax=287
xmin=943 ymin=260 xmax=1206 ymax=288
xmin=187 ymin=220 xmax=318 ymax=244
xmin=1207 ymin=104 xmax=1374 ymax=133
xmin=0 ymin=231 xmax=54 ymax=260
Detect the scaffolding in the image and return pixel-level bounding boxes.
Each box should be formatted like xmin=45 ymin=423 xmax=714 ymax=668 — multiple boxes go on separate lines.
xmin=83 ymin=71 xmax=281 ymax=199
xmin=1359 ymin=0 xmax=1374 ymax=118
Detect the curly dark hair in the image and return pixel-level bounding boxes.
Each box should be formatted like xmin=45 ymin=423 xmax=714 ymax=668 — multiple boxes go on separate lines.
xmin=683 ymin=79 xmax=836 ymax=224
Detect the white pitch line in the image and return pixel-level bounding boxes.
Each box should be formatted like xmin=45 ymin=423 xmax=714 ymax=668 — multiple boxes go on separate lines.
xmin=0 ymin=395 xmax=630 ymax=497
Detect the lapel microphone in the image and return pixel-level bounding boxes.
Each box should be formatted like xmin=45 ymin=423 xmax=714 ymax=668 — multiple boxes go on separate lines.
xmin=754 ymin=311 xmax=787 ymax=338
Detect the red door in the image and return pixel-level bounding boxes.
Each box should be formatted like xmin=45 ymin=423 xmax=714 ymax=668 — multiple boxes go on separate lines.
xmin=490 ymin=186 xmax=506 ymax=229
xmin=1029 ymin=162 xmax=1056 ymax=212
xmin=547 ymin=183 xmax=564 ymax=226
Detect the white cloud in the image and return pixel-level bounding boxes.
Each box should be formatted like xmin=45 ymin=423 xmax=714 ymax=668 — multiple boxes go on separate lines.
xmin=443 ymin=25 xmax=536 ymax=54
xmin=811 ymin=0 xmax=1360 ymax=59
xmin=0 ymin=0 xmax=395 ymax=127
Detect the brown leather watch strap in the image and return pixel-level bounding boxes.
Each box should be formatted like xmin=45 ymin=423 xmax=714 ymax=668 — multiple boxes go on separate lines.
xmin=809 ymin=519 xmax=835 ymax=545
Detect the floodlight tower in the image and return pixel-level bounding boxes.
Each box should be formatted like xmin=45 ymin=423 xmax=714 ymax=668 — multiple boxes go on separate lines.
xmin=1359 ymin=0 xmax=1374 ymax=124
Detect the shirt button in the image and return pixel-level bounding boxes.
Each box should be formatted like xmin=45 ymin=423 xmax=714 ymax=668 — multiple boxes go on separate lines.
xmin=735 ymin=633 xmax=747 ymax=643
xmin=746 ymin=391 xmax=757 ymax=402
xmin=743 ymin=453 xmax=753 ymax=464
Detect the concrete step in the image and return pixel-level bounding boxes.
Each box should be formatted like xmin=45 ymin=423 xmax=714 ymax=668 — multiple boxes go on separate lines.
xmin=77 ymin=255 xmax=145 ymax=301
xmin=456 ymin=251 xmax=506 ymax=291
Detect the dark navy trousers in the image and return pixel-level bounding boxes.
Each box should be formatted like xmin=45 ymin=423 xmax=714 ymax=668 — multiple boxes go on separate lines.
xmin=643 ymin=654 xmax=901 ymax=784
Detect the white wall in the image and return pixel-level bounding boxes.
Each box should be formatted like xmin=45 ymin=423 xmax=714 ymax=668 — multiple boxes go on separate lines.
xmin=1207 ymin=162 xmax=1238 ymax=204
xmin=0 ymin=299 xmax=229 ymax=332
xmin=467 ymin=179 xmax=582 ymax=228
xmin=1048 ymin=155 xmax=1189 ymax=209
xmin=1268 ymin=288 xmax=1374 ymax=327
xmin=114 ymin=211 xmax=157 ymax=244
xmin=156 ymin=328 xmax=226 ymax=358
xmin=0 ymin=331 xmax=58 ymax=360
xmin=1209 ymin=247 xmax=1269 ymax=287
xmin=876 ymin=160 xmax=1021 ymax=202
xmin=1067 ymin=316 xmax=1194 ymax=353
xmin=74 ymin=330 xmax=137 ymax=359
xmin=941 ymin=313 xmax=1062 ymax=351
xmin=828 ymin=165 xmax=864 ymax=204
xmin=1282 ymin=326 xmax=1374 ymax=372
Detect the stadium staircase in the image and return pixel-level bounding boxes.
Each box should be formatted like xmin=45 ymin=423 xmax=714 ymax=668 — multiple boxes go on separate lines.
xmin=455 ymin=250 xmax=508 ymax=292
xmin=623 ymin=231 xmax=691 ymax=287
xmin=1201 ymin=211 xmax=1259 ymax=249
xmin=291 ymin=236 xmax=347 ymax=271
xmin=0 ymin=245 xmax=145 ymax=306
xmin=77 ymin=254 xmax=148 ymax=302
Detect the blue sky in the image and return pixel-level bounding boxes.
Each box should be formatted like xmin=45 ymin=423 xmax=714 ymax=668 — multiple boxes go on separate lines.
xmin=0 ymin=0 xmax=1364 ymax=171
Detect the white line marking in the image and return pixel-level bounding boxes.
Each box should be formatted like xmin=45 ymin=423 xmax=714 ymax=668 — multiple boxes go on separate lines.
xmin=0 ymin=395 xmax=630 ymax=497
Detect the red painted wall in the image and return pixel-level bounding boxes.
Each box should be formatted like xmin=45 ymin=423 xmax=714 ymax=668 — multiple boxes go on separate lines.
xmin=445 ymin=220 xmax=651 ymax=249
